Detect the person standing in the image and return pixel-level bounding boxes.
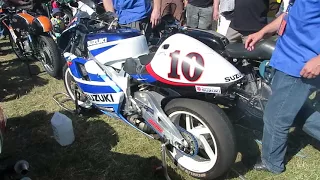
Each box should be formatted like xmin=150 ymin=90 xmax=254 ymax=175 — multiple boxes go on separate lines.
xmin=226 ymin=0 xmax=269 ymax=43
xmin=185 ymin=0 xmax=216 ymax=30
xmin=245 ymin=0 xmax=320 ymax=174
xmin=213 ymin=0 xmax=234 ymax=36
xmin=103 ymin=0 xmax=162 ymax=30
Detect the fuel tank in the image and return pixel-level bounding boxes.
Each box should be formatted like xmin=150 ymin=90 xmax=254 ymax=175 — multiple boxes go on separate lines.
xmin=144 ymin=33 xmax=243 ymax=94
xmin=11 ymin=13 xmax=34 ymax=34
xmin=85 ymin=28 xmax=149 ymax=70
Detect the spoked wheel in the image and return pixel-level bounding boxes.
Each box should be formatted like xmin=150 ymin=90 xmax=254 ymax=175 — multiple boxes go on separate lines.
xmin=37 ymin=35 xmax=62 ymax=77
xmin=63 ymin=64 xmax=91 ymax=108
xmin=164 ymin=98 xmax=236 ymax=179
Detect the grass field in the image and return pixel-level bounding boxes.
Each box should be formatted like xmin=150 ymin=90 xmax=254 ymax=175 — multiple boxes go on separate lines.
xmin=0 ymin=40 xmax=320 ymax=180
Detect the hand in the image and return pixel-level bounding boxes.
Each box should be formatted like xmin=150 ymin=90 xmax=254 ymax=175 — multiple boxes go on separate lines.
xmin=150 ymin=9 xmax=161 ymax=28
xmin=213 ymin=10 xmax=219 ymax=21
xmin=184 ymin=0 xmax=188 ymax=7
xmin=245 ymin=31 xmax=265 ymax=51
xmin=300 ymin=56 xmax=320 ymax=79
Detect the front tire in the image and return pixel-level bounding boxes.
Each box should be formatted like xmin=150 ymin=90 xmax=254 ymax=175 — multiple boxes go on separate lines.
xmin=8 ymin=34 xmax=25 ymax=61
xmin=62 ymin=64 xmax=90 ymax=108
xmin=164 ymin=98 xmax=236 ymax=179
xmin=37 ymin=35 xmax=62 ymax=78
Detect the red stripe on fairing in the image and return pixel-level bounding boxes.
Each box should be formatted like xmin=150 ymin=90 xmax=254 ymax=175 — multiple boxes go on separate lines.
xmin=145 ymin=63 xmax=208 ymax=86
xmin=148 ymin=119 xmax=163 ymax=133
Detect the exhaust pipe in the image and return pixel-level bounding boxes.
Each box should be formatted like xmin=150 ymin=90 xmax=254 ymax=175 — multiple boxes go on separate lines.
xmin=14 ymin=160 xmax=29 ymax=175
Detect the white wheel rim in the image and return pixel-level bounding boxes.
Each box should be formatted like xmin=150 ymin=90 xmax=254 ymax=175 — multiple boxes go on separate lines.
xmin=168 ymin=111 xmax=218 ymax=173
xmin=64 ymin=68 xmax=85 ymax=106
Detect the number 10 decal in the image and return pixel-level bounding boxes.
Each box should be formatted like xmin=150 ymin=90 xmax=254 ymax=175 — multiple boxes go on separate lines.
xmin=168 ymin=51 xmax=205 ymax=82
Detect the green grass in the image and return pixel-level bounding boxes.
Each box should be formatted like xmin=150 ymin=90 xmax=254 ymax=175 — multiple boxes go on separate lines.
xmin=0 ymin=40 xmax=320 ymax=180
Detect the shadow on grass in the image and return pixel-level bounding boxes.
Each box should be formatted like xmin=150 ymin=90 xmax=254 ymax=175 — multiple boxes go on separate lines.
xmin=220 ymin=100 xmax=320 ymax=179
xmin=0 ymin=41 xmax=14 ymax=56
xmin=0 ymin=110 xmax=185 ymax=180
xmin=0 ymin=57 xmax=48 ymax=102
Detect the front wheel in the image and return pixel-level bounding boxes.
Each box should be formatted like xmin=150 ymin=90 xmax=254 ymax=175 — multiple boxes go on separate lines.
xmin=63 ymin=64 xmax=91 ymax=108
xmin=164 ymin=98 xmax=236 ymax=179
xmin=37 ymin=35 xmax=62 ymax=77
xmin=8 ymin=34 xmax=25 ymax=60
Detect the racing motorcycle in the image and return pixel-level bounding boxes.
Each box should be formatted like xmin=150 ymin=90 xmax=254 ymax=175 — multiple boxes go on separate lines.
xmin=0 ymin=4 xmax=63 ymax=77
xmin=57 ymin=9 xmax=237 ymax=180
xmin=65 ymin=0 xmax=276 ymax=122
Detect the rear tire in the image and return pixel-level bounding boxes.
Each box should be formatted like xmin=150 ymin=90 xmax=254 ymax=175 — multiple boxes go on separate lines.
xmin=37 ymin=35 xmax=62 ymax=78
xmin=164 ymin=98 xmax=236 ymax=179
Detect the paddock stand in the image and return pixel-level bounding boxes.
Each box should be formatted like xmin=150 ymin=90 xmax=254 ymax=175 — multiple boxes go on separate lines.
xmin=154 ymin=140 xmax=171 ymax=180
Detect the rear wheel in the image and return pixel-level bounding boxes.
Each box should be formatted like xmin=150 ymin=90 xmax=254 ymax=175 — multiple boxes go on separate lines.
xmin=164 ymin=98 xmax=236 ymax=179
xmin=37 ymin=35 xmax=62 ymax=77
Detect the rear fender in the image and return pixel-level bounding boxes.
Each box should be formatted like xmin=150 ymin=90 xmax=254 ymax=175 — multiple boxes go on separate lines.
xmin=31 ymin=15 xmax=52 ymax=33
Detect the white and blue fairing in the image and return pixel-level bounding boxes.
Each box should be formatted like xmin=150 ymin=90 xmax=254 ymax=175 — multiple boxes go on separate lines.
xmin=64 ymin=28 xmax=151 ymax=119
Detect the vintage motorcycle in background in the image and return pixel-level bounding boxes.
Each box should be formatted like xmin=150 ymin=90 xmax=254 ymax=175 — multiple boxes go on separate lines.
xmin=0 ymin=4 xmax=63 ymax=77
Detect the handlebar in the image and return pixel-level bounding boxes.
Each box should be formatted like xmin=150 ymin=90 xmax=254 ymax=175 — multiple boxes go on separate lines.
xmin=76 ymin=11 xmax=119 ymax=32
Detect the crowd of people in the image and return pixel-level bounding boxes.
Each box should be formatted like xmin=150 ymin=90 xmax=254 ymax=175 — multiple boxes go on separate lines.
xmin=0 ymin=0 xmax=319 ymax=176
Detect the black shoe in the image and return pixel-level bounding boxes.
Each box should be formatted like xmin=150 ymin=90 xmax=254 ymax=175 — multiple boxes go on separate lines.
xmin=253 ymin=161 xmax=271 ymax=172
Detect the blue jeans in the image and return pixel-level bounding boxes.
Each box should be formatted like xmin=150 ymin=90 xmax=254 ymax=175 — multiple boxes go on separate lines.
xmin=262 ymin=70 xmax=320 ymax=174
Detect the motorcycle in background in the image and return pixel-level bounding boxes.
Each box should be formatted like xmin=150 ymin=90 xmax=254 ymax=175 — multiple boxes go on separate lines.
xmin=0 ymin=4 xmax=63 ymax=77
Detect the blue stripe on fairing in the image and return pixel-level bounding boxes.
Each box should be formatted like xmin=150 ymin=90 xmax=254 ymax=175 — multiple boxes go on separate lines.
xmin=130 ymin=74 xmax=157 ymax=83
xmin=77 ymin=82 xmax=117 ymax=93
xmin=89 ymin=44 xmax=117 ymax=57
xmin=99 ymin=74 xmax=122 ymax=92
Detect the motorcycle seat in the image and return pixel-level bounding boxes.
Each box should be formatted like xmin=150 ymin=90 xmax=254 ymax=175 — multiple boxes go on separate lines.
xmin=123 ymin=52 xmax=156 ymax=75
xmin=225 ymin=38 xmax=276 ymax=60
xmin=139 ymin=52 xmax=155 ymax=65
